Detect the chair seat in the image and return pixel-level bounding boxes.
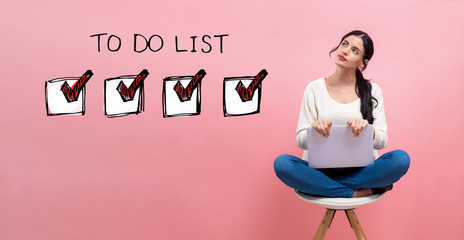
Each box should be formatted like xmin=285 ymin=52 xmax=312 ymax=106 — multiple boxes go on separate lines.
xmin=295 ymin=190 xmax=385 ymax=210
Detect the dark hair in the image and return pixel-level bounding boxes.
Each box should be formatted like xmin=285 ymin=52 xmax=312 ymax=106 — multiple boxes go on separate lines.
xmin=329 ymin=30 xmax=378 ymax=124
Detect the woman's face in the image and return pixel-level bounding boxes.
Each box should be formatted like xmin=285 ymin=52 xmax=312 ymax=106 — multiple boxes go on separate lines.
xmin=334 ymin=35 xmax=367 ymax=70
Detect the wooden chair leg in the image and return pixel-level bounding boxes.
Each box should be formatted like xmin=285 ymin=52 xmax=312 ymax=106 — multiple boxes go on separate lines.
xmin=313 ymin=209 xmax=336 ymax=240
xmin=345 ymin=209 xmax=367 ymax=240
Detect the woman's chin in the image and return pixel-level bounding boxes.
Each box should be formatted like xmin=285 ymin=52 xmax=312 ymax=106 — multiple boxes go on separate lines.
xmin=334 ymin=61 xmax=357 ymax=71
xmin=334 ymin=62 xmax=349 ymax=69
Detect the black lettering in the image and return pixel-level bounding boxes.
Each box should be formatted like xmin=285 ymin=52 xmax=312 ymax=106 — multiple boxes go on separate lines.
xmin=214 ymin=34 xmax=229 ymax=53
xmin=134 ymin=34 xmax=148 ymax=53
xmin=108 ymin=35 xmax=121 ymax=52
xmin=190 ymin=36 xmax=197 ymax=52
xmin=90 ymin=33 xmax=108 ymax=52
xmin=201 ymin=35 xmax=212 ymax=53
xmin=175 ymin=36 xmax=187 ymax=52
xmin=148 ymin=35 xmax=163 ymax=52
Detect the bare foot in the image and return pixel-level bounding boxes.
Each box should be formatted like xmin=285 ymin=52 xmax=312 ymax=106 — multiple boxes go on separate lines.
xmin=351 ymin=188 xmax=373 ymax=198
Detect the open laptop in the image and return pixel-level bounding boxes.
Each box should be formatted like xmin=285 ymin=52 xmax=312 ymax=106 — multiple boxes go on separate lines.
xmin=306 ymin=125 xmax=374 ymax=169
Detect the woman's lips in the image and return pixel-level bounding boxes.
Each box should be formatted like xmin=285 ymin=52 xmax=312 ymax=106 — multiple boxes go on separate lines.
xmin=338 ymin=55 xmax=346 ymax=61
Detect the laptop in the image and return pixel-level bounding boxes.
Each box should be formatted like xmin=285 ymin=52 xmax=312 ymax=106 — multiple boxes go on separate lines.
xmin=306 ymin=125 xmax=374 ymax=169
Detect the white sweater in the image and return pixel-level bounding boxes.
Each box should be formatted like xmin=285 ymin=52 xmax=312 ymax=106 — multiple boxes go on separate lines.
xmin=296 ymin=78 xmax=388 ymax=160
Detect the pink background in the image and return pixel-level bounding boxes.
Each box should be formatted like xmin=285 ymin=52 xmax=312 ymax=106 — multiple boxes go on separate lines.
xmin=1 ymin=0 xmax=463 ymax=239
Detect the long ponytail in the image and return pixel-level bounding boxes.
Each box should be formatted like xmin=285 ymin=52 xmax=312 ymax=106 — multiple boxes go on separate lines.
xmin=355 ymin=68 xmax=377 ymax=124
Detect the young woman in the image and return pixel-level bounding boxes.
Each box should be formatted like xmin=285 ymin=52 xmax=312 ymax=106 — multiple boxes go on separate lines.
xmin=274 ymin=30 xmax=410 ymax=198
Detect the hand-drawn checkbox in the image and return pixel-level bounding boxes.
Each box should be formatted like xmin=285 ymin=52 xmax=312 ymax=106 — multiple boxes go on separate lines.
xmin=104 ymin=70 xmax=149 ymax=117
xmin=223 ymin=69 xmax=268 ymax=117
xmin=45 ymin=70 xmax=93 ymax=116
xmin=162 ymin=70 xmax=206 ymax=118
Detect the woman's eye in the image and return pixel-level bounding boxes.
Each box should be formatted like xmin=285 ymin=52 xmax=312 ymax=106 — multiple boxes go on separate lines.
xmin=342 ymin=42 xmax=347 ymax=46
xmin=353 ymin=49 xmax=358 ymax=54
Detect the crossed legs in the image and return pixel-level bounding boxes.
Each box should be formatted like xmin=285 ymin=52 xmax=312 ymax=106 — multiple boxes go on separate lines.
xmin=274 ymin=150 xmax=410 ymax=198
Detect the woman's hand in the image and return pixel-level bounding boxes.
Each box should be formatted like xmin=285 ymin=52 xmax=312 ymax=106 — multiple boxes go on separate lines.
xmin=347 ymin=118 xmax=369 ymax=137
xmin=311 ymin=120 xmax=332 ymax=138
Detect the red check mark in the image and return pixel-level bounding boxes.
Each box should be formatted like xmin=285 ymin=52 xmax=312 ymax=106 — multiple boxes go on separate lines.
xmin=173 ymin=69 xmax=207 ymax=102
xmin=117 ymin=69 xmax=149 ymax=102
xmin=235 ymin=69 xmax=268 ymax=102
xmin=60 ymin=70 xmax=93 ymax=102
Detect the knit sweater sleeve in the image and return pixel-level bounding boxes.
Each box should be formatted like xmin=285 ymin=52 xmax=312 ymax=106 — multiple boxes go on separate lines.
xmin=295 ymin=82 xmax=318 ymax=150
xmin=371 ymin=83 xmax=388 ymax=150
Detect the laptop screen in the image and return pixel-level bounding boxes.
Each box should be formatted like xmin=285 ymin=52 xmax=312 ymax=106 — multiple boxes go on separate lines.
xmin=306 ymin=125 xmax=374 ymax=168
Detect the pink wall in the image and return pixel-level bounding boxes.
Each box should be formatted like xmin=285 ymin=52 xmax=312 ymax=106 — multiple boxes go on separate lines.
xmin=1 ymin=0 xmax=463 ymax=239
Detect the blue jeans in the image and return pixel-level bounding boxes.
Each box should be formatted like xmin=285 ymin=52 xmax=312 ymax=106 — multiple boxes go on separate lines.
xmin=274 ymin=150 xmax=410 ymax=198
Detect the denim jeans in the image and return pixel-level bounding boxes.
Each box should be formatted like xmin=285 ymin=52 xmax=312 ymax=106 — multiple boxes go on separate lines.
xmin=274 ymin=150 xmax=410 ymax=198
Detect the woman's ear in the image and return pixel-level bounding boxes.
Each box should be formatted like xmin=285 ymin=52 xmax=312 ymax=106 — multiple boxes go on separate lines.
xmin=359 ymin=59 xmax=369 ymax=71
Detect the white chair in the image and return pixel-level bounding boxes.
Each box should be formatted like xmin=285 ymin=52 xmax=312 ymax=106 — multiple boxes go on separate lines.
xmin=295 ymin=190 xmax=386 ymax=240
